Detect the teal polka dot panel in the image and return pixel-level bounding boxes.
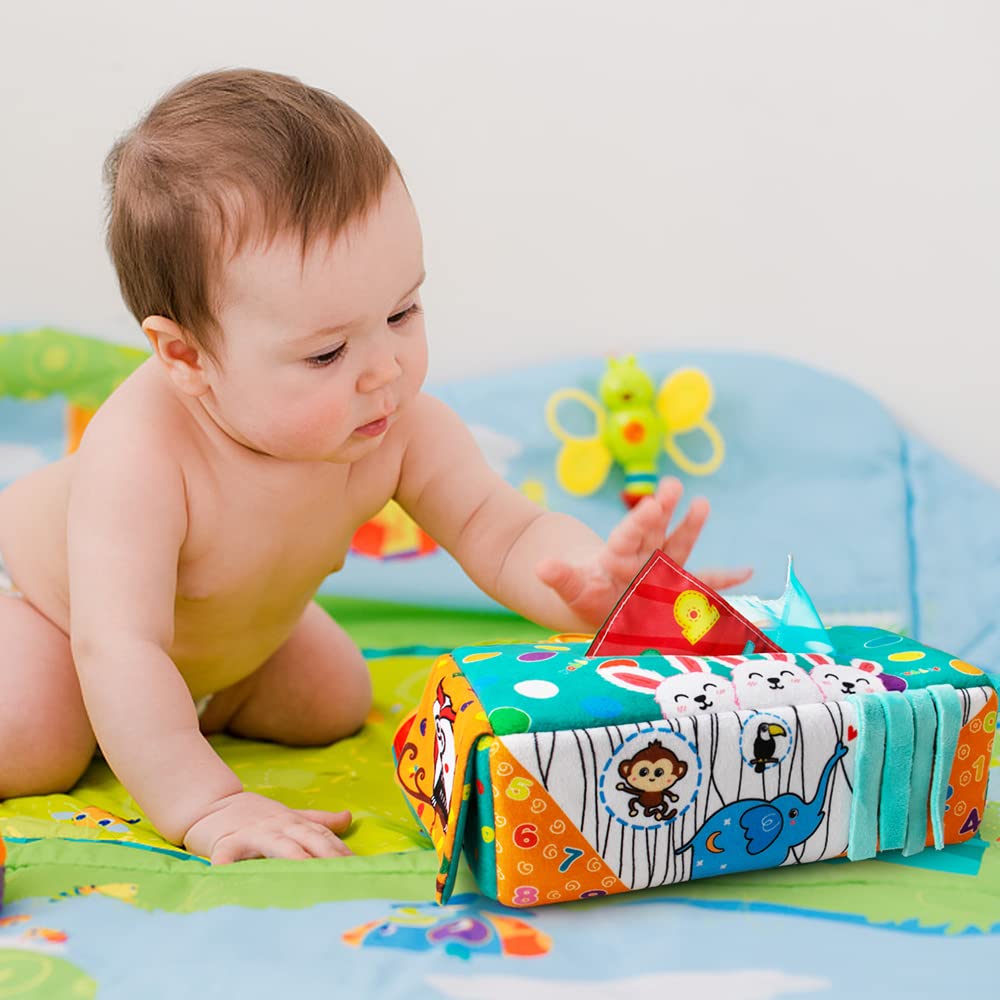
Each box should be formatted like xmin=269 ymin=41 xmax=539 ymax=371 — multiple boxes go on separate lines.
xmin=453 ymin=628 xmax=994 ymax=737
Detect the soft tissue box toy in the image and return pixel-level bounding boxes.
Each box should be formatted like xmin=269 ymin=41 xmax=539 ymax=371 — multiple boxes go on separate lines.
xmin=394 ymin=553 xmax=998 ymax=907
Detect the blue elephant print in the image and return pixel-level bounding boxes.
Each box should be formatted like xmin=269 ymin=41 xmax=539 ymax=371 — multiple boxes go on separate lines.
xmin=679 ymin=741 xmax=848 ymax=879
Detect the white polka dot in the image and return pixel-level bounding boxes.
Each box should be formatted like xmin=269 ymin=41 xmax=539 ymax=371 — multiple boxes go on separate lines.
xmin=805 ymin=640 xmax=834 ymax=654
xmin=514 ymin=680 xmax=560 ymax=699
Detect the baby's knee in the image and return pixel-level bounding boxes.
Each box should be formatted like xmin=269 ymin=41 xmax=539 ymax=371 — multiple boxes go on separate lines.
xmin=0 ymin=716 xmax=95 ymax=797
xmin=297 ymin=651 xmax=372 ymax=747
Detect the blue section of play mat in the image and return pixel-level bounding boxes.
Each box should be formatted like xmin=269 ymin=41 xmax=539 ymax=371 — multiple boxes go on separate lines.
xmin=2 ymin=343 xmax=999 ymax=997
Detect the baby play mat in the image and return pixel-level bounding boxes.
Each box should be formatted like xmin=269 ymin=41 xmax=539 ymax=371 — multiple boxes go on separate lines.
xmin=1 ymin=330 xmax=999 ymax=996
xmin=1 ymin=600 xmax=999 ymax=998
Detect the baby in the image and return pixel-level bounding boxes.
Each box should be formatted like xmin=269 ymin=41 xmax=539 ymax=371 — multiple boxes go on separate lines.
xmin=0 ymin=69 xmax=750 ymax=863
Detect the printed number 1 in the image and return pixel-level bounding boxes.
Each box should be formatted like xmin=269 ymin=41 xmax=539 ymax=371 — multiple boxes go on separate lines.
xmin=559 ymin=847 xmax=583 ymax=872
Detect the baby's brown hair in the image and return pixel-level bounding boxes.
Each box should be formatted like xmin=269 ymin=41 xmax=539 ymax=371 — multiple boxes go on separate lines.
xmin=103 ymin=68 xmax=397 ymax=360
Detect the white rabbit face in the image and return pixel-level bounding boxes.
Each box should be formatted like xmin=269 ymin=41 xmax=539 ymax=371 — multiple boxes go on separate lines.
xmin=729 ymin=659 xmax=824 ymax=709
xmin=654 ymin=674 xmax=740 ymax=717
xmin=597 ymin=659 xmax=739 ymax=719
xmin=811 ymin=661 xmax=886 ymax=699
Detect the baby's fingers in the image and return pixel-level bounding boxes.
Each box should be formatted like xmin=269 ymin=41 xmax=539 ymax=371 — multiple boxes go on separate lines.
xmin=537 ymin=558 xmax=585 ymax=605
xmin=212 ymin=832 xmax=310 ymax=865
xmin=660 ymin=496 xmax=710 ymax=566
xmin=607 ymin=495 xmax=666 ymax=558
xmin=299 ymin=808 xmax=352 ymax=835
xmin=292 ymin=822 xmax=352 ymax=859
xmin=696 ymin=567 xmax=754 ymax=592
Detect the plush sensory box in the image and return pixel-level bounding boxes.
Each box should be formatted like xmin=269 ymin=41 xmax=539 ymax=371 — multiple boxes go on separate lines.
xmin=393 ymin=563 xmax=998 ymax=908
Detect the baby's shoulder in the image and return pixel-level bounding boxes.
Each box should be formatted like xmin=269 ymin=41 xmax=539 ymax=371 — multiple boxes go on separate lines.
xmin=77 ymin=360 xmax=196 ymax=464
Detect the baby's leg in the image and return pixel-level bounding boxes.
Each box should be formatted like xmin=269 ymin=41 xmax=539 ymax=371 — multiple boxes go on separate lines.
xmin=0 ymin=596 xmax=96 ymax=796
xmin=199 ymin=602 xmax=372 ymax=746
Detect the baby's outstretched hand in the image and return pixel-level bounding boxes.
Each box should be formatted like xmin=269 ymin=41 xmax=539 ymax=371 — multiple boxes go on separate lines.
xmin=184 ymin=790 xmax=353 ymax=863
xmin=536 ymin=477 xmax=752 ymax=629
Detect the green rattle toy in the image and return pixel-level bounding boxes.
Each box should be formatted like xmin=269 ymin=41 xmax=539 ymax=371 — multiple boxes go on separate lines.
xmin=545 ymin=356 xmax=724 ymax=507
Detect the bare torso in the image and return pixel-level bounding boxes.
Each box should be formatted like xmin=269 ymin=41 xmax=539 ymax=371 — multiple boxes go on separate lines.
xmin=0 ymin=360 xmax=406 ymax=698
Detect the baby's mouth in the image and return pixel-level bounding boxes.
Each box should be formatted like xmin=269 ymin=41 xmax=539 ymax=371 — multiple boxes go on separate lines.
xmin=355 ymin=410 xmax=395 ymax=437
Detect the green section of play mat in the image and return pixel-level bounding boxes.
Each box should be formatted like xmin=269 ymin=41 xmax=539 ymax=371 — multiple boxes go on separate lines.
xmin=6 ymin=796 xmax=1000 ymax=934
xmin=5 ymin=598 xmax=1000 ymax=936
xmin=0 ymin=327 xmax=147 ymax=408
xmin=316 ymin=594 xmax=549 ymax=651
xmin=0 ymin=601 xmax=544 ymax=858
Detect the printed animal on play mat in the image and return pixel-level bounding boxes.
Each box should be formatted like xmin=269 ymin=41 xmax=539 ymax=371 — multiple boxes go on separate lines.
xmin=341 ymin=896 xmax=551 ymax=960
xmin=678 ymin=742 xmax=848 ymax=878
xmin=51 ymin=807 xmax=142 ymax=833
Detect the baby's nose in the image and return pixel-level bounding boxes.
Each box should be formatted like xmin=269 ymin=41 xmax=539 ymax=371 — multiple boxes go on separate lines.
xmin=358 ymin=350 xmax=403 ymax=393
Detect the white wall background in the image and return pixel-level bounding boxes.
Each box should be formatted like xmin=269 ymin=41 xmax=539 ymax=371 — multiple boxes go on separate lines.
xmin=2 ymin=1 xmax=998 ymax=484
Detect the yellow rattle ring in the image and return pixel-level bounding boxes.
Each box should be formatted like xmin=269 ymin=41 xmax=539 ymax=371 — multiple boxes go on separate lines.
xmin=663 ymin=418 xmax=725 ymax=476
xmin=545 ymin=389 xmax=612 ymax=497
xmin=545 ymin=388 xmax=606 ymax=443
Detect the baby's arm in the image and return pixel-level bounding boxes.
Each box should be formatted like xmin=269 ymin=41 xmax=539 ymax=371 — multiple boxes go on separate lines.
xmin=67 ymin=422 xmax=349 ymax=862
xmin=396 ymin=396 xmax=750 ymax=631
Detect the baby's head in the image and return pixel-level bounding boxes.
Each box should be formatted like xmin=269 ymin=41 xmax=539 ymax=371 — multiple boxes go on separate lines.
xmin=104 ymin=68 xmax=427 ymax=462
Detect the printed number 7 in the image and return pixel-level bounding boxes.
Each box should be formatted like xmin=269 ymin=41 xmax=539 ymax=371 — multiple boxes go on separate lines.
xmin=559 ymin=847 xmax=583 ymax=872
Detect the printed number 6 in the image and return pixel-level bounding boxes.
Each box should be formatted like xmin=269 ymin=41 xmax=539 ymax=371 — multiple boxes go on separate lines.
xmin=514 ymin=823 xmax=539 ymax=849
xmin=506 ymin=776 xmax=534 ymax=801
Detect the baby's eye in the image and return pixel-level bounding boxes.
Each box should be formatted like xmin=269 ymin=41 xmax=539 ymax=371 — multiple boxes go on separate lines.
xmin=388 ymin=303 xmax=422 ymax=327
xmin=306 ymin=344 xmax=346 ymax=368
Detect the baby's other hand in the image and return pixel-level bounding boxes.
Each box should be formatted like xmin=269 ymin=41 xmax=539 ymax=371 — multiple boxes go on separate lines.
xmin=536 ymin=477 xmax=753 ymax=629
xmin=183 ymin=790 xmax=353 ymax=863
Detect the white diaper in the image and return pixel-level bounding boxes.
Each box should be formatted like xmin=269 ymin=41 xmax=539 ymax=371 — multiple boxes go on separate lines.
xmin=0 ymin=548 xmax=23 ymax=598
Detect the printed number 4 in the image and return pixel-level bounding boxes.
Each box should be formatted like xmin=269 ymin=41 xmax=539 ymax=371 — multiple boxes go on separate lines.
xmin=559 ymin=847 xmax=583 ymax=872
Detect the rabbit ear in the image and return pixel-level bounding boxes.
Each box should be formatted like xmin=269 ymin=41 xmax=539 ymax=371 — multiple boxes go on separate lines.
xmin=802 ymin=653 xmax=835 ymax=668
xmin=707 ymin=655 xmax=747 ymax=673
xmin=661 ymin=655 xmax=708 ymax=674
xmin=597 ymin=664 xmax=665 ymax=692
xmin=851 ymin=659 xmax=882 ymax=675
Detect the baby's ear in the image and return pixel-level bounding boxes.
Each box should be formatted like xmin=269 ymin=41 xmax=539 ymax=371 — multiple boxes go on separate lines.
xmin=143 ymin=316 xmax=212 ymax=396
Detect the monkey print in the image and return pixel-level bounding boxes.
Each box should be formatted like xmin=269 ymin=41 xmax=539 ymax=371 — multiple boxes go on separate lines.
xmin=615 ymin=739 xmax=689 ymax=822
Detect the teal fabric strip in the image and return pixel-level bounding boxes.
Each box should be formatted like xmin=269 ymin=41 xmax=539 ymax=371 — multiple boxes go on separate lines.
xmin=878 ymin=692 xmax=914 ymax=852
xmin=846 ymin=695 xmax=886 ymax=861
xmin=463 ymin=736 xmax=497 ymax=899
xmin=928 ymin=685 xmax=962 ymax=850
xmin=902 ymin=690 xmax=937 ymax=856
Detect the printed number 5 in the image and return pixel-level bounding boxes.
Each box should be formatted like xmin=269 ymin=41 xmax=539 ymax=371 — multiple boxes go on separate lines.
xmin=506 ymin=776 xmax=534 ymax=801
